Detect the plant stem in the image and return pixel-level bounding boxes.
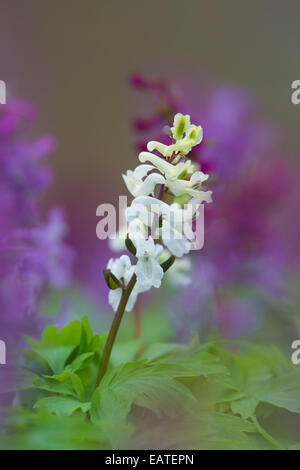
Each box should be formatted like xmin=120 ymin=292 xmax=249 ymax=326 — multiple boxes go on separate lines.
xmin=95 ymin=273 xmax=137 ymax=388
xmin=251 ymin=415 xmax=284 ymax=450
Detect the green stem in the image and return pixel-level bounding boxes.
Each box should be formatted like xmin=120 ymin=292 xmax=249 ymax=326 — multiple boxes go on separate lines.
xmin=251 ymin=415 xmax=284 ymax=450
xmin=95 ymin=273 xmax=137 ymax=388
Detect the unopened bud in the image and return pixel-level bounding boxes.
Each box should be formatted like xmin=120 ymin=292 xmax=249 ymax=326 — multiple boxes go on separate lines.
xmin=160 ymin=255 xmax=175 ymax=273
xmin=103 ymin=269 xmax=122 ymax=290
xmin=125 ymin=234 xmax=137 ymax=256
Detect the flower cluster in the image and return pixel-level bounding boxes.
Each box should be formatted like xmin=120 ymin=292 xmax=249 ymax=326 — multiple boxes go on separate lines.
xmin=105 ymin=113 xmax=212 ymax=312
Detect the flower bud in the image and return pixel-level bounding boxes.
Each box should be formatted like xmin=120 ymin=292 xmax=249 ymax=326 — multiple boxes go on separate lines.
xmin=103 ymin=269 xmax=122 ymax=290
xmin=125 ymin=234 xmax=137 ymax=256
xmin=160 ymin=255 xmax=175 ymax=273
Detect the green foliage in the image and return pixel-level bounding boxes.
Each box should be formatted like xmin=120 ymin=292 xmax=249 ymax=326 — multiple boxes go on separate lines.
xmin=2 ymin=319 xmax=300 ymax=450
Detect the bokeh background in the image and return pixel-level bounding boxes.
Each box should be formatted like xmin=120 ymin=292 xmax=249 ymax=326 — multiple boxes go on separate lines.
xmin=1 ymin=0 xmax=300 ymax=450
xmin=1 ymin=0 xmax=300 ymax=332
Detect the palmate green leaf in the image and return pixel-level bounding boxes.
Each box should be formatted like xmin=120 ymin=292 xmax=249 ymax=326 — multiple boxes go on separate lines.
xmin=231 ymin=397 xmax=259 ymax=419
xmin=34 ymin=371 xmax=85 ymax=401
xmin=140 ymin=342 xmax=187 ymax=361
xmin=208 ymin=343 xmax=300 ymax=418
xmin=33 ymin=345 xmax=76 ymax=374
xmin=1 ymin=409 xmax=108 ymax=450
xmin=257 ymin=373 xmax=300 ymax=413
xmin=91 ymin=360 xmax=197 ymax=436
xmin=25 ymin=316 xmax=104 ymax=377
xmin=130 ymin=410 xmax=259 ymax=450
xmin=44 ymin=369 xmax=71 ymax=382
xmin=110 ymin=340 xmax=142 ymax=366
xmin=34 ymin=376 xmax=77 ymax=399
xmin=143 ymin=343 xmax=227 ymax=378
xmin=68 ymin=352 xmax=95 ymax=373
xmin=15 ymin=323 xmax=300 ymax=450
xmin=34 ymin=396 xmax=90 ymax=416
xmin=27 ymin=315 xmax=103 ymax=351
xmin=211 ymin=412 xmax=257 ymax=442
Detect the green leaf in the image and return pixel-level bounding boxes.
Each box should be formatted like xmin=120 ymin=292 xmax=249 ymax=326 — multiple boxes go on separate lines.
xmin=91 ymin=360 xmax=197 ymax=434
xmin=33 ymin=345 xmax=76 ymax=374
xmin=34 ymin=377 xmax=78 ymax=399
xmin=41 ymin=326 xmax=58 ymax=347
xmin=147 ymin=346 xmax=227 ymax=378
xmin=110 ymin=340 xmax=142 ymax=366
xmin=257 ymin=373 xmax=300 ymax=413
xmin=231 ymin=397 xmax=259 ymax=419
xmin=68 ymin=352 xmax=95 ymax=373
xmin=140 ymin=342 xmax=186 ymax=361
xmin=34 ymin=396 xmax=90 ymax=416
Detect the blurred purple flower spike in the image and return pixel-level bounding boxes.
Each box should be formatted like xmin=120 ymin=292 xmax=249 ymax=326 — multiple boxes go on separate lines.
xmin=0 ymin=100 xmax=56 ymax=232
xmin=189 ymin=86 xmax=274 ymax=179
xmin=0 ymin=99 xmax=36 ymax=136
xmin=0 ymin=99 xmax=74 ymax=339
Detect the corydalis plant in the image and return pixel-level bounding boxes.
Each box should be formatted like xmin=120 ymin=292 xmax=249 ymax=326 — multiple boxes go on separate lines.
xmin=96 ymin=113 xmax=212 ymax=385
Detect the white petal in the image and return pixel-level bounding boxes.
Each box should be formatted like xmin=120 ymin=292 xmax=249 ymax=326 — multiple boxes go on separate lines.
xmin=190 ymin=171 xmax=209 ymax=186
xmin=188 ymin=189 xmax=213 ymax=203
xmin=135 ymin=256 xmax=164 ymax=290
xmin=133 ymin=164 xmax=154 ymax=179
xmin=147 ymin=141 xmax=173 ymax=157
xmin=161 ymin=222 xmax=189 ymax=257
xmin=122 ymin=171 xmax=139 ymax=196
xmin=134 ymin=172 xmax=165 ymax=197
xmin=166 ymin=179 xmax=187 ymax=196
xmin=136 ymin=236 xmax=156 ymax=258
xmin=139 ymin=152 xmax=179 ymax=177
xmin=108 ymin=288 xmax=122 ymax=312
xmin=125 ymin=289 xmax=138 ymax=312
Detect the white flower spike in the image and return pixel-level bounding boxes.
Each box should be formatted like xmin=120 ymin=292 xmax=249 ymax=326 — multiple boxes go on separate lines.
xmin=99 ymin=112 xmax=213 ymax=387
xmin=106 ymin=112 xmax=212 ymax=314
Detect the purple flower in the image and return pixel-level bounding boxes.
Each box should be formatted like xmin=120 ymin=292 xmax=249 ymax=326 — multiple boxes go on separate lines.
xmin=0 ymin=100 xmax=74 ymax=339
xmin=0 ymin=100 xmax=55 ymax=234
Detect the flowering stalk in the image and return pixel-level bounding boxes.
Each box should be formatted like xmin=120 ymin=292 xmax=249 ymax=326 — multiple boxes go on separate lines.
xmin=96 ymin=273 xmax=137 ymax=386
xmin=96 ymin=113 xmax=212 ymax=387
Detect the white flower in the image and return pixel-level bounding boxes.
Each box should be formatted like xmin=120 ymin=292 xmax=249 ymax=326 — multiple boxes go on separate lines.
xmin=166 ymin=171 xmax=209 ymax=198
xmin=107 ymin=255 xmax=137 ymax=312
xmin=127 ymin=196 xmax=199 ymax=258
xmin=139 ymin=152 xmax=212 ymax=201
xmin=139 ymin=152 xmax=191 ymax=179
xmin=122 ymin=164 xmax=165 ymax=197
xmin=126 ymin=195 xmax=166 ymax=230
xmin=147 ymin=113 xmax=203 ymax=158
xmin=135 ymin=236 xmax=164 ymax=290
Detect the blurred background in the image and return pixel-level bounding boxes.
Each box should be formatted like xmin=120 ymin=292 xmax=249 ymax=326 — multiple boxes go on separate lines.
xmin=0 ymin=0 xmax=300 ymax=339
xmin=1 ymin=0 xmax=300 ymax=450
